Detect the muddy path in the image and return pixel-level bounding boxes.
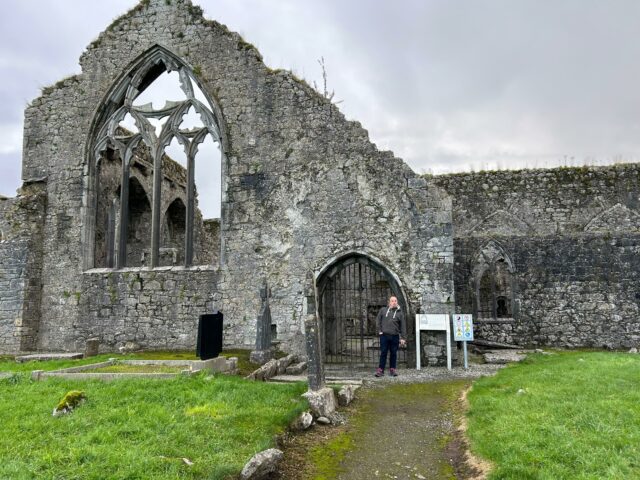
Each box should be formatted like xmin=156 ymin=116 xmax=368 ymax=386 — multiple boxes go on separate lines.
xmin=278 ymin=379 xmax=480 ymax=480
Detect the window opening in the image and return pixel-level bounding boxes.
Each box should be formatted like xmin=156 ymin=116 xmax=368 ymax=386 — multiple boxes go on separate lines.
xmin=91 ymin=55 xmax=223 ymax=269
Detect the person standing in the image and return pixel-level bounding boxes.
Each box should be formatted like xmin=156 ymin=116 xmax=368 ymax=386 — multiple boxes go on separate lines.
xmin=375 ymin=296 xmax=406 ymax=377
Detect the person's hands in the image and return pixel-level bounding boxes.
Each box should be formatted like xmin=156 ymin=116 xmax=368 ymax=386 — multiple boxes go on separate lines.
xmin=400 ymin=338 xmax=407 ymax=347
xmin=379 ymin=331 xmax=383 ymax=336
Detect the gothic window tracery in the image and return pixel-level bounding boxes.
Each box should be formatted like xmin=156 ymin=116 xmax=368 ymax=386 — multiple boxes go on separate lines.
xmin=90 ymin=49 xmax=224 ymax=269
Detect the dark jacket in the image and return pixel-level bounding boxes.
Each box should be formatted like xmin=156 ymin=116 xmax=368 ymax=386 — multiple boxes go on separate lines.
xmin=376 ymin=306 xmax=406 ymax=339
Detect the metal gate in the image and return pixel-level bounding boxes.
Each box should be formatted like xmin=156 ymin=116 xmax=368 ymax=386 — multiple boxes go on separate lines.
xmin=320 ymin=260 xmax=407 ymax=366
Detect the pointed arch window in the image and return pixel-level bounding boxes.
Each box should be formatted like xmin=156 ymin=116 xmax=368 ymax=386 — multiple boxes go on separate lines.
xmin=88 ymin=47 xmax=225 ymax=269
xmin=472 ymin=241 xmax=516 ymax=320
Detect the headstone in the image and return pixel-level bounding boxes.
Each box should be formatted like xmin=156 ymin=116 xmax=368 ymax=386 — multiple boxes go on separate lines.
xmin=85 ymin=338 xmax=100 ymax=357
xmin=250 ymin=283 xmax=273 ymax=365
xmin=304 ymin=314 xmax=325 ymax=391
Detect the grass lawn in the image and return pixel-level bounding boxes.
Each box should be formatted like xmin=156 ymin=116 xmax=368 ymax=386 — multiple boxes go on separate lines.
xmin=467 ymin=351 xmax=640 ymax=479
xmin=0 ymin=351 xmax=199 ymax=373
xmin=0 ymin=373 xmax=307 ymax=479
xmin=90 ymin=364 xmax=185 ymax=373
xmin=0 ymin=348 xmax=283 ymax=377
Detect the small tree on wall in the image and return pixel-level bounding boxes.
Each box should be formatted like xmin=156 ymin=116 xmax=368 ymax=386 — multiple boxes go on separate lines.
xmin=313 ymin=57 xmax=342 ymax=105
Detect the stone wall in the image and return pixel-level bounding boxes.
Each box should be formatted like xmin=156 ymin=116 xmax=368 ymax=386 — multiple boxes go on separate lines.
xmin=77 ymin=267 xmax=218 ymax=352
xmin=16 ymin=0 xmax=454 ymax=357
xmin=0 ymin=182 xmax=46 ymax=352
xmin=9 ymin=0 xmax=640 ymax=359
xmin=433 ymin=164 xmax=640 ymax=349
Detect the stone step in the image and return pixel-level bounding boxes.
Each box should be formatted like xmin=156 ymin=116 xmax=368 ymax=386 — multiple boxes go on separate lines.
xmin=15 ymin=352 xmax=83 ymax=363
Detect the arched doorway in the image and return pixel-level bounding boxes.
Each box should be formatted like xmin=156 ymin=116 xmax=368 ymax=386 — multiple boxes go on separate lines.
xmin=317 ymin=253 xmax=409 ymax=366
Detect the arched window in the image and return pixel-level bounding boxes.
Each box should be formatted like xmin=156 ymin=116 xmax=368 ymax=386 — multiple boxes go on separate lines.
xmin=86 ymin=46 xmax=225 ymax=269
xmin=472 ymin=241 xmax=516 ymax=320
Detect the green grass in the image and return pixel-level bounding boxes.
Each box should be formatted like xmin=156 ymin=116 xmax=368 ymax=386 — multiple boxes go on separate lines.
xmin=0 ymin=373 xmax=307 ymax=479
xmin=0 ymin=349 xmax=288 ymax=377
xmin=0 ymin=351 xmax=200 ymax=373
xmin=90 ymin=364 xmax=185 ymax=374
xmin=467 ymin=351 xmax=640 ymax=479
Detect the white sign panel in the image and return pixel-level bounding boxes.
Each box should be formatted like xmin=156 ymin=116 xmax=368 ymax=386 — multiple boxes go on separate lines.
xmin=415 ymin=313 xmax=451 ymax=371
xmin=453 ymin=314 xmax=474 ymax=342
xmin=418 ymin=314 xmax=449 ymax=331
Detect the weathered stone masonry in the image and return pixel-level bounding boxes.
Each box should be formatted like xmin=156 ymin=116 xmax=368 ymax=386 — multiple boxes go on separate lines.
xmin=1 ymin=0 xmax=638 ymax=359
xmin=0 ymin=0 xmax=454 ymax=363
xmin=0 ymin=182 xmax=46 ymax=351
xmin=433 ymin=165 xmax=640 ymax=349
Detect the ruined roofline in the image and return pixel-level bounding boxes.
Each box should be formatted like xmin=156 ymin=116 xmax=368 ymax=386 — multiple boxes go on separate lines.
xmin=30 ymin=0 xmax=417 ymax=182
xmin=425 ymin=160 xmax=640 ymax=180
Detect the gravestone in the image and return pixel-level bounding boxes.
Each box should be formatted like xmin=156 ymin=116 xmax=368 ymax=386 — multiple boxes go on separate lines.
xmin=250 ymin=284 xmax=273 ymax=365
xmin=302 ymin=313 xmax=336 ymax=419
xmin=304 ymin=314 xmax=324 ymax=391
xmin=84 ymin=338 xmax=100 ymax=357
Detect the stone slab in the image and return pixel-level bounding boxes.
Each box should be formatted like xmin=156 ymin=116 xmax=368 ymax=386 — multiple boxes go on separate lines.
xmin=32 ymin=371 xmax=188 ymax=381
xmin=15 ymin=352 xmax=83 ymax=363
xmin=483 ymin=350 xmax=527 ymax=364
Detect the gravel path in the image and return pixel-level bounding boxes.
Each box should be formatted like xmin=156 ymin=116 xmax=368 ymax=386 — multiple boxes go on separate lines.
xmin=326 ymin=363 xmax=505 ymax=384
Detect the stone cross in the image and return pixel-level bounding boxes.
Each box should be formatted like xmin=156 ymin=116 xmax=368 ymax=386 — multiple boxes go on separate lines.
xmin=249 ymin=283 xmax=273 ymax=365
xmin=304 ymin=314 xmax=325 ymax=391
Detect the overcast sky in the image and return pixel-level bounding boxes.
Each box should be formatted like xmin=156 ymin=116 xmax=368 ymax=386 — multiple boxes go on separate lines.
xmin=2 ymin=0 xmax=640 ymax=208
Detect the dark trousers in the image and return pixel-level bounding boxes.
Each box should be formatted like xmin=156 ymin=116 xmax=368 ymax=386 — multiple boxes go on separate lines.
xmin=379 ymin=334 xmax=400 ymax=370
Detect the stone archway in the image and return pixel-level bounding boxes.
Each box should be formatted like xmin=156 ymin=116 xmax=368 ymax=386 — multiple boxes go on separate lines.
xmin=316 ymin=253 xmax=409 ymax=366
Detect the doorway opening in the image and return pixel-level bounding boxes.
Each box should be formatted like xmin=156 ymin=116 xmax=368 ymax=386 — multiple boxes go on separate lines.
xmin=317 ymin=254 xmax=408 ymax=366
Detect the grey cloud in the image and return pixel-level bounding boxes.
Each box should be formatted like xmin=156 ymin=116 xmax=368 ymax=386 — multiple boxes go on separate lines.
xmin=2 ymin=0 xmax=640 ymax=197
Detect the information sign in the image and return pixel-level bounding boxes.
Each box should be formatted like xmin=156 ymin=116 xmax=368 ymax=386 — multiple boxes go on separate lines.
xmin=415 ymin=314 xmax=451 ymax=371
xmin=453 ymin=314 xmax=474 ymax=369
xmin=453 ymin=314 xmax=474 ymax=341
xmin=419 ymin=314 xmax=448 ymax=331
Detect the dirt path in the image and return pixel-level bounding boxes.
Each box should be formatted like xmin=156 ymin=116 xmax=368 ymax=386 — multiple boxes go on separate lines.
xmin=278 ymin=379 xmax=479 ymax=479
xmin=334 ymin=381 xmax=467 ymax=480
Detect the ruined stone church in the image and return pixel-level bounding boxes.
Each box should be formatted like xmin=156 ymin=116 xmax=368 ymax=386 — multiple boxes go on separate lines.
xmin=1 ymin=0 xmax=638 ymax=365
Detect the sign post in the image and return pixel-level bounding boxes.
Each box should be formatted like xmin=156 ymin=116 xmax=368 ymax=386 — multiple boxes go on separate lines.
xmin=453 ymin=314 xmax=474 ymax=369
xmin=415 ymin=314 xmax=451 ymax=370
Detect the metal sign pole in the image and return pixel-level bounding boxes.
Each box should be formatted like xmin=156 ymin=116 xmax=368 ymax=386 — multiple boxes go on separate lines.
xmin=446 ymin=316 xmax=451 ymax=371
xmin=415 ymin=314 xmax=421 ymax=370
xmin=463 ymin=340 xmax=468 ymax=369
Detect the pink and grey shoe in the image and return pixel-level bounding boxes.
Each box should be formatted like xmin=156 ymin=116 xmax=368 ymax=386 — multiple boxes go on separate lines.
xmin=374 ymin=368 xmax=384 ymax=377
xmin=389 ymin=368 xmax=398 ymax=377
